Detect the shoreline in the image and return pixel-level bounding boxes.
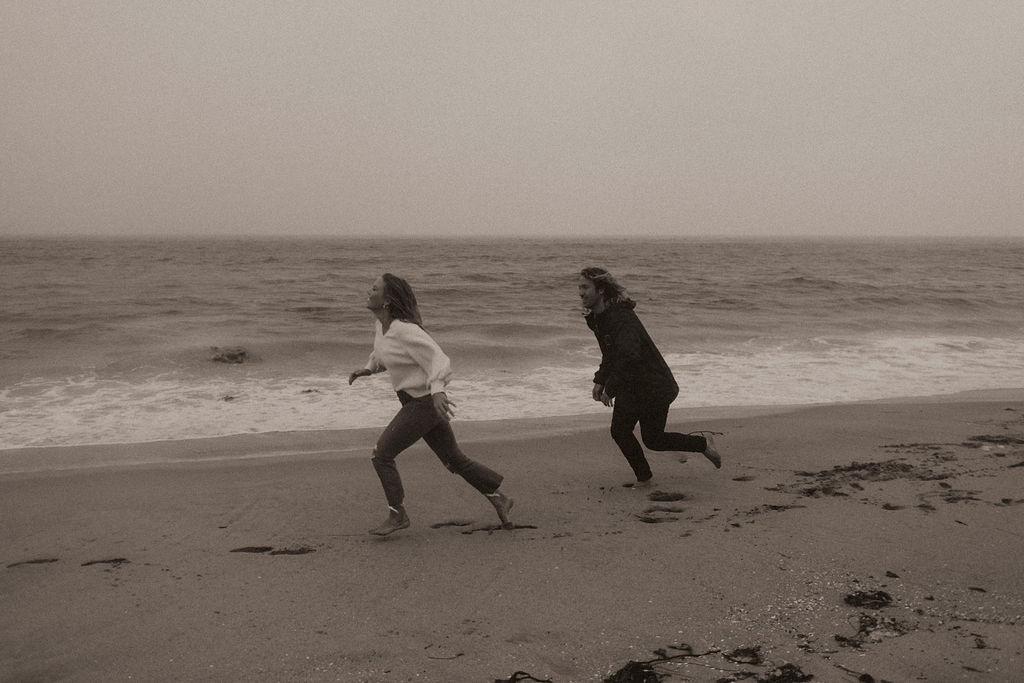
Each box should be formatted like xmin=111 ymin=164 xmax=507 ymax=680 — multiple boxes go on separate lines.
xmin=3 ymin=390 xmax=1023 ymax=681
xmin=2 ymin=387 xmax=1022 ymax=476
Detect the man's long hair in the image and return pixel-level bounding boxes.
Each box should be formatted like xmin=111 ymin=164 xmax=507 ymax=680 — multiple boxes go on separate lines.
xmin=381 ymin=273 xmax=424 ymax=326
xmin=580 ymin=267 xmax=633 ymax=308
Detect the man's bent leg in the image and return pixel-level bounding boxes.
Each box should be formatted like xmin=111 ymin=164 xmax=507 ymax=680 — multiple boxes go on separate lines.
xmin=610 ymin=396 xmax=652 ymax=482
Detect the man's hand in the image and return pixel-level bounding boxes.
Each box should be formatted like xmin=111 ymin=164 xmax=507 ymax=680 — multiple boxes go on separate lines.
xmin=592 ymin=383 xmax=605 ymax=402
xmin=600 ymin=389 xmax=614 ymax=407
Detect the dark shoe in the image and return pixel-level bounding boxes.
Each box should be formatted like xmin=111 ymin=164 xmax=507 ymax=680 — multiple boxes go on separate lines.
xmin=486 ymin=491 xmax=514 ymax=529
xmin=369 ymin=506 xmax=410 ymax=536
xmin=703 ymin=434 xmax=722 ymax=469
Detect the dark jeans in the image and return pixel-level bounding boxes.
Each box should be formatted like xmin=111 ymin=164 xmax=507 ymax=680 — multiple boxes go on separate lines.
xmin=610 ymin=392 xmax=707 ymax=481
xmin=371 ymin=391 xmax=503 ymax=508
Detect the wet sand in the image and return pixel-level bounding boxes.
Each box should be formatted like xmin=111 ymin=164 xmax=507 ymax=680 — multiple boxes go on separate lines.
xmin=3 ymin=393 xmax=1023 ymax=682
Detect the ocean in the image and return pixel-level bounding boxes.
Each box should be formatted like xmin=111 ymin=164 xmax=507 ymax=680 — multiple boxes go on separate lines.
xmin=2 ymin=236 xmax=1023 ymax=451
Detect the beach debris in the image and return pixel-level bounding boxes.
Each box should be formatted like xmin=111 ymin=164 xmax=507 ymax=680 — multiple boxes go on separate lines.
xmin=844 ymin=590 xmax=893 ymax=609
xmin=229 ymin=545 xmax=315 ymax=555
xmin=921 ymin=488 xmax=982 ymax=505
xmin=81 ymin=558 xmax=129 ymax=567
xmin=494 ymin=672 xmax=553 ymax=683
xmin=211 ymin=346 xmax=249 ymax=363
xmin=429 ymin=520 xmax=473 ymax=529
xmin=6 ymin=558 xmax=59 ymax=568
xmin=603 ymin=660 xmax=662 ymax=682
xmin=756 ymin=663 xmax=814 ymax=682
xmin=746 ymin=504 xmax=805 ymax=515
xmin=964 ymin=434 xmax=1024 ymax=446
xmin=768 ymin=455 xmax=969 ymax=501
xmin=460 ymin=523 xmax=536 ymax=534
xmin=603 ymin=643 xmax=721 ymax=683
xmin=723 ymin=645 xmax=764 ymax=665
xmin=269 ymin=546 xmax=316 ymax=555
xmin=835 ymin=614 xmax=909 ymax=648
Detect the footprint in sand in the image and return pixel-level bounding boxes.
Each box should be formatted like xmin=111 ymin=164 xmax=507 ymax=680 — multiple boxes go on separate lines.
xmin=648 ymin=490 xmax=686 ymax=502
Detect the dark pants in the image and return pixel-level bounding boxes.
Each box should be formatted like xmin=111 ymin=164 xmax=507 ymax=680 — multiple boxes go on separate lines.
xmin=610 ymin=392 xmax=707 ymax=481
xmin=371 ymin=391 xmax=503 ymax=508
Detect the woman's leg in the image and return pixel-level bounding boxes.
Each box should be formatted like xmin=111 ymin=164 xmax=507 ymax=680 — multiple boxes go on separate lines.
xmin=609 ymin=395 xmax=652 ymax=482
xmin=372 ymin=395 xmax=439 ymax=508
xmin=420 ymin=411 xmax=513 ymax=526
xmin=421 ymin=418 xmax=504 ymax=494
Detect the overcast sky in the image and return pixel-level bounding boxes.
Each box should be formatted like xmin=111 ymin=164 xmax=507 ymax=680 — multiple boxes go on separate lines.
xmin=2 ymin=1 xmax=1022 ymax=239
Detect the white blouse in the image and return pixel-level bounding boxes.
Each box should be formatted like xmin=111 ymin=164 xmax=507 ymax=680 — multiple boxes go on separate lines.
xmin=363 ymin=319 xmax=452 ymax=397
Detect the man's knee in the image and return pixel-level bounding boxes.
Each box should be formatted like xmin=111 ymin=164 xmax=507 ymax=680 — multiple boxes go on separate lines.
xmin=610 ymin=424 xmax=632 ymax=443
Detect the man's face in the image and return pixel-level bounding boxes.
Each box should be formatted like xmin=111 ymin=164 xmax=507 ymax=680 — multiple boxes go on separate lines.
xmin=578 ymin=276 xmax=601 ymax=309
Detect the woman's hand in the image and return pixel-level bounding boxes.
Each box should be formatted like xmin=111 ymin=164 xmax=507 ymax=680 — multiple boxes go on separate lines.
xmin=348 ymin=368 xmax=372 ymax=385
xmin=432 ymin=392 xmax=456 ymax=421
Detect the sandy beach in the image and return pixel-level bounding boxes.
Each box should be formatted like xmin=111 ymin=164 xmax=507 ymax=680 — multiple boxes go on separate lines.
xmin=3 ymin=392 xmax=1023 ymax=682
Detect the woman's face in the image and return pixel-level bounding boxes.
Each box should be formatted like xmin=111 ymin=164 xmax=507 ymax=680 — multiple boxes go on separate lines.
xmin=578 ymin=276 xmax=602 ymax=309
xmin=367 ymin=276 xmax=386 ymax=312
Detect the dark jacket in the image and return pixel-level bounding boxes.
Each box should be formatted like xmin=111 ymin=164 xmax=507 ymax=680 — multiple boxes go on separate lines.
xmin=585 ymin=300 xmax=678 ymax=402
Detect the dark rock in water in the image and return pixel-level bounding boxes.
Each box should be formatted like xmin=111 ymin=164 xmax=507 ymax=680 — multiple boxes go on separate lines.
xmin=211 ymin=346 xmax=249 ymax=364
xmin=844 ymin=590 xmax=892 ymax=609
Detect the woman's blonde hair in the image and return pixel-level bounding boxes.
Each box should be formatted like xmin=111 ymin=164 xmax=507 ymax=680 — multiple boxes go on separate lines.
xmin=381 ymin=273 xmax=424 ymax=326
